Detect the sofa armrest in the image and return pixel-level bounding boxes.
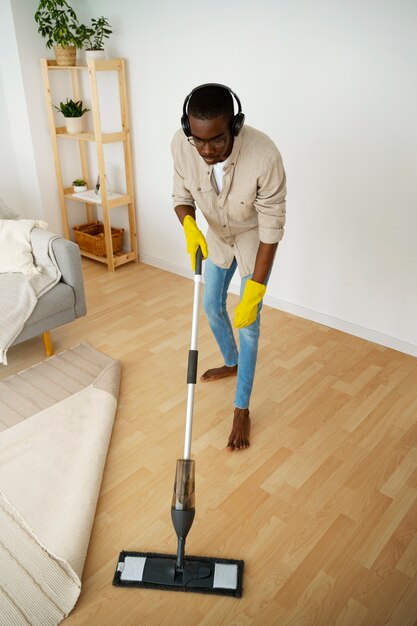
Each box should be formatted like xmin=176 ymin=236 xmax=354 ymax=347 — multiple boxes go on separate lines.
xmin=51 ymin=238 xmax=87 ymax=318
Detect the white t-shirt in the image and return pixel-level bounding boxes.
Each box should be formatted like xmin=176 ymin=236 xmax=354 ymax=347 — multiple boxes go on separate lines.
xmin=213 ymin=160 xmax=225 ymax=193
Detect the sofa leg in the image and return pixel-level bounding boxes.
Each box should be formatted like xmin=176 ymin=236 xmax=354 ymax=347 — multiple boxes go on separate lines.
xmin=43 ymin=332 xmax=53 ymax=357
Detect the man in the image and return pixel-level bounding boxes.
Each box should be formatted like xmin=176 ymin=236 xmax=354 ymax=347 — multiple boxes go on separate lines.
xmin=171 ymin=83 xmax=286 ymax=451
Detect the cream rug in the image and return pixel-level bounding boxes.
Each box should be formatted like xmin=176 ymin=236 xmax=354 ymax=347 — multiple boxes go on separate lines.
xmin=0 ymin=343 xmax=121 ymax=626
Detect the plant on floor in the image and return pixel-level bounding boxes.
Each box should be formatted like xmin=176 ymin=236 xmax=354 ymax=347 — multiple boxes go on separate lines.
xmin=85 ymin=16 xmax=113 ymax=51
xmin=54 ymin=98 xmax=89 ymax=117
xmin=34 ymin=0 xmax=88 ymax=49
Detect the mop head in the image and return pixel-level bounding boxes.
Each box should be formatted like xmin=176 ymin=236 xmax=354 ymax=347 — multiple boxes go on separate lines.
xmin=113 ymin=551 xmax=244 ymax=598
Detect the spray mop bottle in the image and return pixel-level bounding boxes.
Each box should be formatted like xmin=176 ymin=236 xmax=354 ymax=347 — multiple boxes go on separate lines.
xmin=171 ymin=459 xmax=195 ymax=570
xmin=170 ymin=247 xmax=202 ymax=573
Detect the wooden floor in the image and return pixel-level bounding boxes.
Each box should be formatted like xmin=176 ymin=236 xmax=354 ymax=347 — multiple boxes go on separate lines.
xmin=2 ymin=259 xmax=417 ymax=626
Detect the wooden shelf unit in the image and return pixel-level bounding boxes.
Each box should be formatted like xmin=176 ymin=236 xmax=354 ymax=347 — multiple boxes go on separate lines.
xmin=41 ymin=58 xmax=138 ymax=271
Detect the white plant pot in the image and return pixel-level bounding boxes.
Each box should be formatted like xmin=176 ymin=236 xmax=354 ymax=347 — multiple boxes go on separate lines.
xmin=65 ymin=117 xmax=83 ymax=134
xmin=73 ymin=185 xmax=87 ymax=193
xmin=85 ymin=49 xmax=106 ymax=62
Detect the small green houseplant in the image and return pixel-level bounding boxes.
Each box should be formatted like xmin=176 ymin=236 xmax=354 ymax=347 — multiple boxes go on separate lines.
xmin=34 ymin=0 xmax=88 ymax=65
xmin=85 ymin=17 xmax=113 ymax=60
xmin=54 ymin=98 xmax=89 ymax=117
xmin=72 ymin=178 xmax=87 ymax=192
xmin=86 ymin=17 xmax=112 ymax=50
xmin=54 ymin=98 xmax=90 ymax=134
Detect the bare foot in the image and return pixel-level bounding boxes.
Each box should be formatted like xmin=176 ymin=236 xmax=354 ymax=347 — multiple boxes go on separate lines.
xmin=200 ymin=364 xmax=238 ymax=382
xmin=227 ymin=408 xmax=250 ymax=451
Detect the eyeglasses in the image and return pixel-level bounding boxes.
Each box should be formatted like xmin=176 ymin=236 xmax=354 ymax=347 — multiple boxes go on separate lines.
xmin=187 ymin=136 xmax=227 ymax=149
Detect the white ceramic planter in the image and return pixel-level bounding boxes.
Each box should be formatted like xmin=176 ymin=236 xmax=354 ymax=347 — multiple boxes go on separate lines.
xmin=73 ymin=185 xmax=87 ymax=193
xmin=85 ymin=49 xmax=106 ymax=62
xmin=65 ymin=117 xmax=83 ymax=134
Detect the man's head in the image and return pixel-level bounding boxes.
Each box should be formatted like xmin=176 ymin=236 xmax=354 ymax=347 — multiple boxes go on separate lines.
xmin=188 ymin=84 xmax=234 ymax=124
xmin=182 ymin=84 xmax=244 ymax=165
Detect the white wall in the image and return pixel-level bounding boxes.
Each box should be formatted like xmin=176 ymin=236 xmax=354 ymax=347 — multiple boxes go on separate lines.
xmin=0 ymin=0 xmax=61 ymax=231
xmin=0 ymin=0 xmax=34 ymax=215
xmin=0 ymin=69 xmax=22 ymax=210
xmin=4 ymin=0 xmax=417 ymax=355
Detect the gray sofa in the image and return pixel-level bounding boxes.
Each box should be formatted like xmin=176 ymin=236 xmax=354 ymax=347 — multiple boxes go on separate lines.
xmin=11 ymin=236 xmax=87 ymax=355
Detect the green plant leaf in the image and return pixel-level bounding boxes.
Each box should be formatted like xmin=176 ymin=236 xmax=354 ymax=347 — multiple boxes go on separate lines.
xmin=53 ymin=98 xmax=90 ymax=117
xmin=34 ymin=0 xmax=91 ymax=48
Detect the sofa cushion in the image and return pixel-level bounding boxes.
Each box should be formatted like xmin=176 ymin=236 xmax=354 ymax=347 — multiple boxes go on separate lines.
xmin=0 ymin=220 xmax=41 ymax=275
xmin=12 ymin=283 xmax=76 ymax=346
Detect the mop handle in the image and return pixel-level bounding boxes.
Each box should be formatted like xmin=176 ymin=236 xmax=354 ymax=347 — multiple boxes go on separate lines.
xmin=183 ymin=247 xmax=203 ymax=459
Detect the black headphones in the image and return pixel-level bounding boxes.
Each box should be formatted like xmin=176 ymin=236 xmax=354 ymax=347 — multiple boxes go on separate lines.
xmin=181 ymin=83 xmax=245 ymax=138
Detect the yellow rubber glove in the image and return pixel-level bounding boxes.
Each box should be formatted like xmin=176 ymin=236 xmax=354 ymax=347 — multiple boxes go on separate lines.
xmin=234 ymin=279 xmax=266 ymax=328
xmin=183 ymin=215 xmax=208 ymax=271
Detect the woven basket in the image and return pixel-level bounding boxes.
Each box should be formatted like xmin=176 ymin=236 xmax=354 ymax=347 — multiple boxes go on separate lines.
xmin=73 ymin=221 xmax=124 ymax=257
xmin=54 ymin=45 xmax=76 ymax=66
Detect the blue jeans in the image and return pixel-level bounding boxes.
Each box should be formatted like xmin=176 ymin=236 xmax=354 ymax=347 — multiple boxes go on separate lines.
xmin=202 ymin=258 xmax=264 ymax=409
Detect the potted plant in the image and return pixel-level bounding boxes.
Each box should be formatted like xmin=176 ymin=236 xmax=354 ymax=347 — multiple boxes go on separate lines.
xmin=85 ymin=17 xmax=113 ymax=61
xmin=72 ymin=178 xmax=88 ymax=192
xmin=54 ymin=98 xmax=90 ymax=134
xmin=35 ymin=0 xmax=89 ymax=66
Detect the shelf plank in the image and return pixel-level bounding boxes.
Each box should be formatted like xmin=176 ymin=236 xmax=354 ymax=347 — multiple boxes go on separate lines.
xmin=66 ymin=189 xmax=129 ymax=206
xmin=55 ymin=128 xmax=126 ymax=142
xmin=79 ymin=249 xmax=137 ymax=265
xmin=46 ymin=59 xmax=123 ymax=70
xmin=88 ymin=59 xmax=122 ymax=71
xmin=56 ymin=128 xmax=94 ymax=141
xmin=46 ymin=61 xmax=86 ymax=70
xmin=113 ymin=251 xmax=137 ymax=266
xmin=108 ymin=194 xmax=132 ymax=208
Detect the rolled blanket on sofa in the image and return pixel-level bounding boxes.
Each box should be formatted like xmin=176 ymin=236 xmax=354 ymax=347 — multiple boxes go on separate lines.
xmin=0 ymin=221 xmax=61 ymax=364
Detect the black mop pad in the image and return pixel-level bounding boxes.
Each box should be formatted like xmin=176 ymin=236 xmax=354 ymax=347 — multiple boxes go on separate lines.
xmin=113 ymin=551 xmax=244 ymax=598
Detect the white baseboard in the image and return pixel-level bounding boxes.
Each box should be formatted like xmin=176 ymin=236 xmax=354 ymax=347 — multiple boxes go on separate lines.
xmin=263 ymin=294 xmax=417 ymax=358
xmin=139 ymin=254 xmax=417 ymax=358
xmin=139 ymin=253 xmax=193 ymax=280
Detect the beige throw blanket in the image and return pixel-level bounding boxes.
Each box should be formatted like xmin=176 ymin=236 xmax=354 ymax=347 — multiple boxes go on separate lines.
xmin=0 ymin=343 xmax=121 ymax=625
xmin=0 ymin=226 xmax=61 ymax=365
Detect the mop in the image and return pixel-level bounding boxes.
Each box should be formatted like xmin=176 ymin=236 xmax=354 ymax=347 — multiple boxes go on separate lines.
xmin=113 ymin=248 xmax=244 ymax=597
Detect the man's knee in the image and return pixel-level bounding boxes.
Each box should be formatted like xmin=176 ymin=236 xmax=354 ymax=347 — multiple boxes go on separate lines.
xmin=203 ymin=291 xmax=220 ymax=319
xmin=239 ymin=316 xmax=261 ymax=339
